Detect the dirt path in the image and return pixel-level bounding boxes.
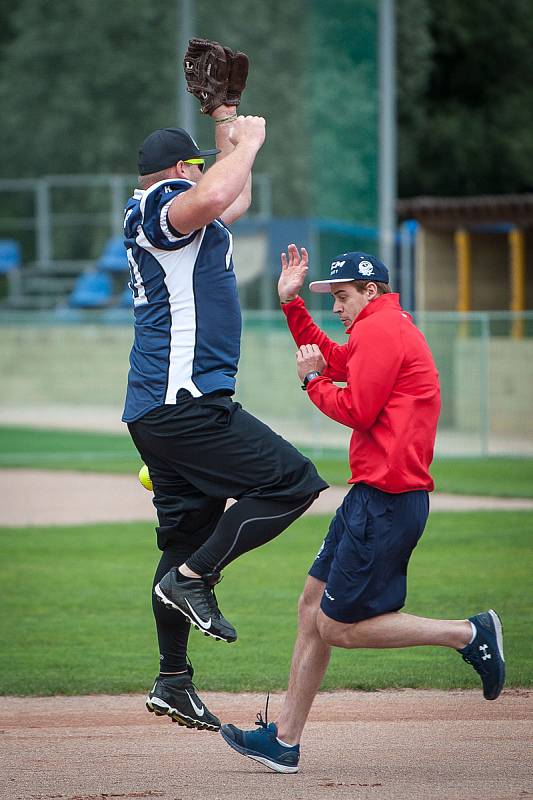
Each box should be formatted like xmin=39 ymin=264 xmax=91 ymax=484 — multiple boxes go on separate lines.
xmin=3 ymin=470 xmax=533 ymax=527
xmin=0 ymin=690 xmax=530 ymax=800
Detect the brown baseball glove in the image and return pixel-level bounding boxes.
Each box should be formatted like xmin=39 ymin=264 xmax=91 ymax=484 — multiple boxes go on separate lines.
xmin=223 ymin=47 xmax=249 ymax=107
xmin=183 ymin=38 xmax=249 ymax=114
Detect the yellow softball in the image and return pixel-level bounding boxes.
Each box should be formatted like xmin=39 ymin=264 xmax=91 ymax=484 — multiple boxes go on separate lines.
xmin=138 ymin=464 xmax=153 ymax=492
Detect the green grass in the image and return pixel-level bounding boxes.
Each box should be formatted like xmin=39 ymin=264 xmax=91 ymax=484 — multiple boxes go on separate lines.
xmin=0 ymin=426 xmax=138 ymax=474
xmin=1 ymin=425 xmax=533 ymax=496
xmin=314 ymin=455 xmax=533 ymax=498
xmin=0 ymin=512 xmax=531 ymax=696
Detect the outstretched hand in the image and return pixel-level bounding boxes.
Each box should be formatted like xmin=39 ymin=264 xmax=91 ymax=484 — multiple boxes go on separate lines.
xmin=278 ymin=244 xmax=309 ymax=303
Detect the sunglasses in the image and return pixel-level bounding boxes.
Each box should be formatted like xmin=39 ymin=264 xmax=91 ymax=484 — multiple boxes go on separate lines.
xmin=184 ymin=158 xmax=205 ymax=172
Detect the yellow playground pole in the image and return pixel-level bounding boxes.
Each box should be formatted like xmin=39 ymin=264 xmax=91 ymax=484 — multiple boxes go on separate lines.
xmin=509 ymin=227 xmax=525 ymax=339
xmin=455 ymin=228 xmax=471 ymax=336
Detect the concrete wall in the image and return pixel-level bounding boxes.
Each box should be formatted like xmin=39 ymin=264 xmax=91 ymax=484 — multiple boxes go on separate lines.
xmin=470 ymin=233 xmax=509 ymax=310
xmin=454 ymin=337 xmax=533 ymax=437
xmin=416 ymin=228 xmax=456 ymax=311
xmin=2 ymin=318 xmax=532 ymax=450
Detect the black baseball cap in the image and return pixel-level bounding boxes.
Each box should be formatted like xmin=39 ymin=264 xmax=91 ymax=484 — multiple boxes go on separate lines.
xmin=309 ymin=251 xmax=390 ymax=293
xmin=138 ymin=127 xmax=220 ymax=175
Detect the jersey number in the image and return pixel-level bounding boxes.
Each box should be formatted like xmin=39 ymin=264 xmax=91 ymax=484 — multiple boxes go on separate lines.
xmin=127 ymin=249 xmax=147 ymax=306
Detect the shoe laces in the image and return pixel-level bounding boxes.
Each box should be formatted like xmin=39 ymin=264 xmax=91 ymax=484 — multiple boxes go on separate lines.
xmin=461 ymin=650 xmax=490 ymax=677
xmin=255 ymin=692 xmax=270 ymax=730
xmin=181 ymin=659 xmax=201 ymax=696
xmin=201 ymin=573 xmax=224 ymax=618
xmin=201 ymin=580 xmax=224 ymax=619
xmin=203 ymin=570 xmax=222 ymax=587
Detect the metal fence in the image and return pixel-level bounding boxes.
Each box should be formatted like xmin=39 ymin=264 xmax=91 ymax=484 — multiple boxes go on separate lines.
xmin=0 ymin=309 xmax=532 ymax=457
xmin=0 ymin=174 xmax=273 ymax=266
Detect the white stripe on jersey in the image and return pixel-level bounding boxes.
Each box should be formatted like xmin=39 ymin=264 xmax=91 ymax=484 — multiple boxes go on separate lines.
xmin=159 ymin=199 xmax=198 ymax=244
xmin=135 ymin=224 xmax=206 ymax=401
xmin=159 ymin=200 xmax=180 ymax=243
xmin=127 ymin=248 xmax=148 ymax=306
xmin=138 ymin=178 xmax=194 ymax=216
xmin=214 ymin=219 xmax=233 ymax=270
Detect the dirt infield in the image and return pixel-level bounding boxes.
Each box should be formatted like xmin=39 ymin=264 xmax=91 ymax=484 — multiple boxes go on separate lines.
xmin=2 ymin=473 xmax=532 ymax=799
xmin=3 ymin=469 xmax=533 ymax=527
xmin=0 ymin=690 xmax=530 ymax=800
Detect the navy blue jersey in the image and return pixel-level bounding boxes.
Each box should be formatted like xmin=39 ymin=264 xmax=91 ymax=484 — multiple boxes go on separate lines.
xmin=122 ymin=178 xmax=242 ymax=423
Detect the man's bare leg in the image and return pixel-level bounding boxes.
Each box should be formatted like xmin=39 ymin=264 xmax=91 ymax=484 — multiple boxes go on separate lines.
xmin=276 ymin=576 xmax=331 ymax=745
xmin=276 ymin=584 xmax=473 ymax=745
xmin=317 ymin=609 xmax=472 ymax=650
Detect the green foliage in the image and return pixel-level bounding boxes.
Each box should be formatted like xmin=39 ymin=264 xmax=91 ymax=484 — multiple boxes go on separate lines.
xmin=396 ymin=0 xmax=434 ymax=195
xmin=398 ymin=0 xmax=533 ymax=196
xmin=196 ymin=0 xmax=313 ymax=217
xmin=0 ymin=0 xmax=379 ymax=224
xmin=0 ymin=0 xmax=178 ymax=178
xmin=310 ymin=0 xmax=378 ymax=225
xmin=2 ymin=0 xmax=530 ymax=216
xmin=0 ymin=512 xmax=530 ymax=695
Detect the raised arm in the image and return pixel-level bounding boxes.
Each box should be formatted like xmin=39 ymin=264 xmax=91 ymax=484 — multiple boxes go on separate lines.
xmin=212 ymin=105 xmax=253 ymax=225
xmin=168 ymin=114 xmax=265 ymax=235
xmin=279 ymin=244 xmax=348 ymax=379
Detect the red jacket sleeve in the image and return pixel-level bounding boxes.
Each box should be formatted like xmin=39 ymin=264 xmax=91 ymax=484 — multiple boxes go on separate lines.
xmin=307 ymin=318 xmax=403 ymax=430
xmin=281 ymin=297 xmax=348 ymax=381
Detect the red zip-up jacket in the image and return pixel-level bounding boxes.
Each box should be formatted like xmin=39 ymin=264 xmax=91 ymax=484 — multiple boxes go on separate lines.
xmin=282 ymin=293 xmax=441 ymax=493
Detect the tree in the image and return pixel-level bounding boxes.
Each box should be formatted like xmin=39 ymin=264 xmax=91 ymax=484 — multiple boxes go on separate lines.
xmin=1 ymin=0 xmax=533 ymax=215
xmin=397 ymin=0 xmax=533 ymax=196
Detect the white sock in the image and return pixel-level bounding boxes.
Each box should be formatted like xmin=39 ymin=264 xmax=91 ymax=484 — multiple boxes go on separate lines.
xmin=159 ymin=670 xmax=187 ymax=675
xmin=276 ymin=736 xmax=296 ymax=748
xmin=468 ymin=621 xmax=477 ymax=644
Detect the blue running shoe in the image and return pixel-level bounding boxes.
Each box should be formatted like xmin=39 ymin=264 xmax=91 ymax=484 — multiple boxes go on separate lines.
xmin=458 ymin=609 xmax=505 ymax=700
xmin=220 ymin=704 xmax=300 ymax=774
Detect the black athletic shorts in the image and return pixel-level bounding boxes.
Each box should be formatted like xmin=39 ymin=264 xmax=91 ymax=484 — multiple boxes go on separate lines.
xmin=128 ymin=391 xmax=328 ymax=550
xmin=309 ymin=483 xmax=429 ymax=623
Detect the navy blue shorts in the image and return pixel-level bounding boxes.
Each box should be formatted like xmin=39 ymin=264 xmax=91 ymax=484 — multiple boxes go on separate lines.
xmin=309 ymin=483 xmax=429 ymax=624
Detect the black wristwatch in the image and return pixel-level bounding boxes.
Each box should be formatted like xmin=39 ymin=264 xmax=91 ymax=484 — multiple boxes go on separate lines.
xmin=301 ymin=371 xmax=321 ymax=390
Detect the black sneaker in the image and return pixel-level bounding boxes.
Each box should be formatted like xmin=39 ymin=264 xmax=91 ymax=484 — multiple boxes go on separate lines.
xmin=154 ymin=567 xmax=237 ymax=643
xmin=146 ymin=667 xmax=220 ymax=731
xmin=458 ymin=609 xmax=505 ymax=700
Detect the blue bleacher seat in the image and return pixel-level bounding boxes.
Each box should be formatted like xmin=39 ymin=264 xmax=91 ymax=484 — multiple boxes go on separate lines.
xmin=69 ymin=271 xmax=112 ymax=308
xmin=96 ymin=236 xmax=128 ymax=272
xmin=0 ymin=240 xmax=21 ymax=274
xmin=119 ymin=285 xmax=133 ymax=307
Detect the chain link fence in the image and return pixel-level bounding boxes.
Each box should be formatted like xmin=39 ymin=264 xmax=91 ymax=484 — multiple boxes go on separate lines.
xmin=1 ymin=310 xmax=532 ymax=457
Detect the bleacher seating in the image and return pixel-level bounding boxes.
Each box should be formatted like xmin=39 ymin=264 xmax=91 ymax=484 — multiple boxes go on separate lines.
xmin=0 ymin=240 xmax=21 ymax=274
xmin=118 ymin=285 xmax=133 ymax=307
xmin=96 ymin=236 xmax=129 ymax=272
xmin=69 ymin=271 xmax=113 ymax=308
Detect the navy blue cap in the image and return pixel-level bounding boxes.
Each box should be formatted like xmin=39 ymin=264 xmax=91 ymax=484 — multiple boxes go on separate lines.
xmin=138 ymin=128 xmax=220 ymax=175
xmin=309 ymin=251 xmax=389 ymax=293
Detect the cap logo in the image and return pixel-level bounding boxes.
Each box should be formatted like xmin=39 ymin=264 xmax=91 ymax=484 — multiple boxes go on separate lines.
xmin=358 ymin=260 xmax=374 ymax=276
xmin=330 ymin=260 xmax=346 ymax=275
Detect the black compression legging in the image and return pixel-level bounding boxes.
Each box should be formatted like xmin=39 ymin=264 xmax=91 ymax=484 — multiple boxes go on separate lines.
xmin=186 ymin=491 xmax=318 ymax=576
xmin=153 ymin=491 xmax=317 ymax=673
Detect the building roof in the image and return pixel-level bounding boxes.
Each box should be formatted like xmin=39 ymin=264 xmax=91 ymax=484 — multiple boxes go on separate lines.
xmin=397 ymin=194 xmax=533 ymax=229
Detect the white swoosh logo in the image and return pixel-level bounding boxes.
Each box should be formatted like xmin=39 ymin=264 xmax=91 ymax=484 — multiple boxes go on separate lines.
xmin=186 ymin=690 xmax=205 ymax=717
xmin=185 ymin=598 xmax=212 ymax=630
